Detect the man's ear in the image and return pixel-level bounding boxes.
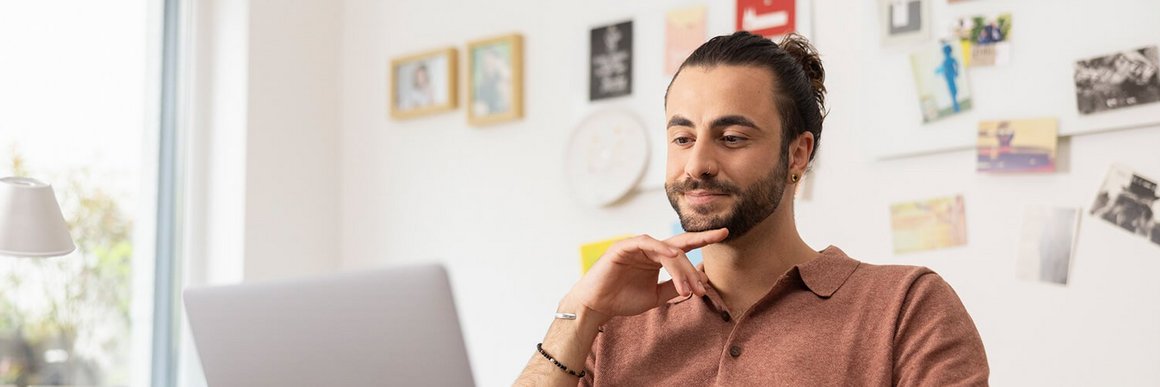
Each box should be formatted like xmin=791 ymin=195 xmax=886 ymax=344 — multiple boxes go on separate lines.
xmin=792 ymin=132 xmax=815 ymax=174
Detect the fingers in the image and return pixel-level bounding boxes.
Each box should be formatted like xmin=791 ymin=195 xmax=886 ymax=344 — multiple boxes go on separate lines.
xmin=615 ymin=235 xmax=682 ymax=265
xmin=620 ymin=235 xmax=706 ymax=299
xmin=668 ymin=249 xmax=700 ymax=298
xmin=654 ymin=270 xmax=703 ymax=307
xmin=665 ymin=228 xmax=729 ymax=252
xmin=655 ymin=280 xmax=679 ymax=307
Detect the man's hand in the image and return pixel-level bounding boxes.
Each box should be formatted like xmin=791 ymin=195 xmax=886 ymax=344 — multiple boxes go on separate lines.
xmin=563 ymin=228 xmax=729 ymax=325
xmin=515 ymin=228 xmax=727 ymax=386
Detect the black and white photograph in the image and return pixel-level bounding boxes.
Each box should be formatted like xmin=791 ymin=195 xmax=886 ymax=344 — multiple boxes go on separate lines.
xmin=1017 ymin=207 xmax=1080 ymax=285
xmin=1074 ymin=45 xmax=1160 ymax=115
xmin=1090 ymin=164 xmax=1160 ymax=246
xmin=590 ymin=20 xmax=633 ymax=101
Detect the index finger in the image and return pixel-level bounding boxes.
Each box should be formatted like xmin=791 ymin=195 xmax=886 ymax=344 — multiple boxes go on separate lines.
xmin=664 ymin=228 xmax=728 ymax=252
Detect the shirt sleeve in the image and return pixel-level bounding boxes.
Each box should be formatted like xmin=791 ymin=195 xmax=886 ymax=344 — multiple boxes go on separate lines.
xmin=893 ymin=272 xmax=989 ymax=386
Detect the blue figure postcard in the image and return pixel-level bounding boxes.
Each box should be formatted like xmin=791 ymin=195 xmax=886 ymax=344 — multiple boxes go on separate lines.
xmin=910 ymin=41 xmax=973 ymax=123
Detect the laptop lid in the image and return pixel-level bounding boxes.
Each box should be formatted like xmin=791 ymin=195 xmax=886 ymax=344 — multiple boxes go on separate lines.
xmin=183 ymin=263 xmax=474 ymax=386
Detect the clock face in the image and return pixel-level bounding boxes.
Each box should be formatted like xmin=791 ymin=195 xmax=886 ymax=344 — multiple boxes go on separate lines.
xmin=565 ymin=111 xmax=651 ymax=207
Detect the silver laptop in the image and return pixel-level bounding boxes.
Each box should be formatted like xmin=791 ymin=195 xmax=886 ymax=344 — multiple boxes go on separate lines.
xmin=183 ymin=263 xmax=475 ymax=386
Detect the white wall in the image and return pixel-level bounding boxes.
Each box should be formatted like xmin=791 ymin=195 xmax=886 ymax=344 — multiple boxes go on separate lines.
xmin=331 ymin=0 xmax=1160 ymax=386
xmin=184 ymin=0 xmax=342 ymax=286
xmin=243 ymin=0 xmax=342 ymax=281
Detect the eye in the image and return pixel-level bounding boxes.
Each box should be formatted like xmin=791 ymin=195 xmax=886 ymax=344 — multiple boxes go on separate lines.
xmin=721 ymin=135 xmax=747 ymax=145
xmin=672 ymin=136 xmax=693 ymax=146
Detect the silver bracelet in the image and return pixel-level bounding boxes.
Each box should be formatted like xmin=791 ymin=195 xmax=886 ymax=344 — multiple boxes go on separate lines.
xmin=554 ymin=312 xmax=577 ymax=320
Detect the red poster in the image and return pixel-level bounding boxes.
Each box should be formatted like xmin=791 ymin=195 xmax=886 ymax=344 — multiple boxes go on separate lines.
xmin=736 ymin=0 xmax=796 ymax=37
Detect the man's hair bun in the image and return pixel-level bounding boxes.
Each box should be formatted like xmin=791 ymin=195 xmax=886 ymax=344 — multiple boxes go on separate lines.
xmin=777 ymin=33 xmax=827 ymax=122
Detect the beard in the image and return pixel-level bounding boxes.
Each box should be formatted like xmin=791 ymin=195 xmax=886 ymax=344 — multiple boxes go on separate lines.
xmin=665 ymin=154 xmax=789 ymax=243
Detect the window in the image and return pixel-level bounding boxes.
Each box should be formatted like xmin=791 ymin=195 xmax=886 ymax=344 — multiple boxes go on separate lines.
xmin=0 ymin=1 xmax=157 ymax=385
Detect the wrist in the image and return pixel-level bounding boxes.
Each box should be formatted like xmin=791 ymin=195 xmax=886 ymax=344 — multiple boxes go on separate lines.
xmin=557 ymin=295 xmax=610 ymax=329
xmin=534 ymin=295 xmax=604 ymax=378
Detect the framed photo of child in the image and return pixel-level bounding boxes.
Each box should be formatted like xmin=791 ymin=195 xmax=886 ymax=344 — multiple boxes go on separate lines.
xmin=390 ymin=47 xmax=458 ymax=120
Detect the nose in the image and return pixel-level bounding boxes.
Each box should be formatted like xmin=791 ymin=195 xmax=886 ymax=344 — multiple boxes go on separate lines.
xmin=684 ymin=138 xmax=719 ymax=179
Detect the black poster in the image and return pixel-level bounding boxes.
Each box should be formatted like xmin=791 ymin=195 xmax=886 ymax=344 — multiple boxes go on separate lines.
xmin=590 ymin=20 xmax=633 ymax=101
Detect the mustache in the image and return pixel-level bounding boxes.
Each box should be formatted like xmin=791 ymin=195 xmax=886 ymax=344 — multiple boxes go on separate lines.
xmin=667 ymin=177 xmax=741 ymax=195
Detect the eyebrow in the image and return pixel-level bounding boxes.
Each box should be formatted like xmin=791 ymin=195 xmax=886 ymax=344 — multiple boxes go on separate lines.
xmin=711 ymin=115 xmax=762 ymax=131
xmin=666 ymin=114 xmax=763 ymax=131
xmin=667 ymin=115 xmax=694 ymax=129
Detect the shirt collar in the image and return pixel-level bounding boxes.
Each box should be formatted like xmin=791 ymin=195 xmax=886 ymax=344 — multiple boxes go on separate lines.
xmin=797 ymin=245 xmax=861 ymax=298
xmin=671 ymin=245 xmax=861 ymax=308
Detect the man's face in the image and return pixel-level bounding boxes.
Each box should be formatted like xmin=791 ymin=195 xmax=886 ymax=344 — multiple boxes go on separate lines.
xmin=664 ymin=65 xmax=789 ymax=241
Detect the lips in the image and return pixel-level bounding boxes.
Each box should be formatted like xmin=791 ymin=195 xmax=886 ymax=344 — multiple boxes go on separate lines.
xmin=685 ymin=189 xmax=726 ymax=196
xmin=684 ymin=190 xmax=729 ymax=205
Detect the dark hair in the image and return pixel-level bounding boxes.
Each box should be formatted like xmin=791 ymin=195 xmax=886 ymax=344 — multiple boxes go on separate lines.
xmin=666 ymin=31 xmax=827 ymax=164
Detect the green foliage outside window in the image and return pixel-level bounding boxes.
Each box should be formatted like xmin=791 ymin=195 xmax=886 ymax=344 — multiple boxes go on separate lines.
xmin=0 ymin=150 xmax=134 ymax=386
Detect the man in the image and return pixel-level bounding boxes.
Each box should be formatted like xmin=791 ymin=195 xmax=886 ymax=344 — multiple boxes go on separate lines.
xmin=515 ymin=31 xmax=988 ymax=386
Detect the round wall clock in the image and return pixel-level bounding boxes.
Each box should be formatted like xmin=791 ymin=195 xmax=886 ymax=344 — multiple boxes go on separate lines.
xmin=565 ymin=110 xmax=651 ymax=207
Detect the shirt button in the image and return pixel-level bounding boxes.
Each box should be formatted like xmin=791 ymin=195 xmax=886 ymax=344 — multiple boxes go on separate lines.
xmin=729 ymin=345 xmax=742 ymax=358
xmin=720 ymin=311 xmax=732 ymax=322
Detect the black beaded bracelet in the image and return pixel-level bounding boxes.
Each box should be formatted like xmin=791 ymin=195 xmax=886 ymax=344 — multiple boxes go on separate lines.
xmin=536 ymin=343 xmax=587 ymax=378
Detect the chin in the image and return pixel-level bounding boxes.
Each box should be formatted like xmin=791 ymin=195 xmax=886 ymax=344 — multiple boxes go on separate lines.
xmin=678 ymin=211 xmax=731 ymax=233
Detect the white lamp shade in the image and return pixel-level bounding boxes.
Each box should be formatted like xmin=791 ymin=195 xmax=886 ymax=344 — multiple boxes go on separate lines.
xmin=0 ymin=177 xmax=76 ymax=257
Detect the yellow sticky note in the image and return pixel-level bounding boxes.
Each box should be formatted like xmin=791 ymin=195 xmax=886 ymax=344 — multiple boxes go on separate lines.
xmin=580 ymin=235 xmax=633 ymax=274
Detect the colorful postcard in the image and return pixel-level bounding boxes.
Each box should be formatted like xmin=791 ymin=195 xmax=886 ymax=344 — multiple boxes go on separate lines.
xmin=1074 ymin=46 xmax=1160 ymax=115
xmin=1017 ymin=206 xmax=1080 ymax=285
xmin=590 ymin=20 xmax=633 ymax=101
xmin=890 ymin=195 xmax=968 ymax=254
xmin=976 ymin=118 xmax=1057 ymax=173
xmin=579 ymin=235 xmax=632 ymax=274
xmin=950 ymin=13 xmax=1012 ymax=67
xmin=736 ymin=0 xmax=795 ymax=38
xmin=467 ymin=34 xmax=523 ymax=126
xmin=1090 ymin=164 xmax=1160 ymax=246
xmin=879 ymin=0 xmax=931 ymax=46
xmin=665 ymin=5 xmax=707 ymax=76
xmin=911 ymin=41 xmax=973 ymax=123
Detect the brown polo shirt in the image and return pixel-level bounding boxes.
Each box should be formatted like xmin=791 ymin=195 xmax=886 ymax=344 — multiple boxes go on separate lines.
xmin=581 ymin=246 xmax=988 ymax=386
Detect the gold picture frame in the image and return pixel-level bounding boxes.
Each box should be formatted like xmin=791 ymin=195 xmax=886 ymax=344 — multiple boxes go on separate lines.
xmin=390 ymin=47 xmax=458 ymax=120
xmin=466 ymin=34 xmax=524 ymax=126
